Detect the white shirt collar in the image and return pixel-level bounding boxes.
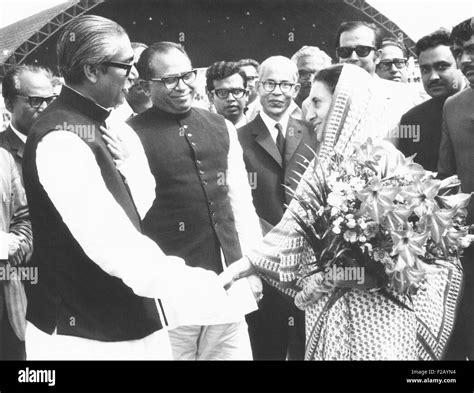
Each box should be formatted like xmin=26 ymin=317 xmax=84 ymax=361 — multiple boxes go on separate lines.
xmin=259 ymin=108 xmax=291 ymax=143
xmin=234 ymin=115 xmax=248 ymax=129
xmin=9 ymin=122 xmax=27 ymax=143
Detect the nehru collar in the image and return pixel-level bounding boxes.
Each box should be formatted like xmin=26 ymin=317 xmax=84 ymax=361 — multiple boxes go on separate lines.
xmin=151 ymin=105 xmax=193 ymax=120
xmin=60 ymin=85 xmax=111 ymax=123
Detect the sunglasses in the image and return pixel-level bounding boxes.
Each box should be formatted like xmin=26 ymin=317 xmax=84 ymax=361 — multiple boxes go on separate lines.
xmin=148 ymin=70 xmax=197 ymax=90
xmin=378 ymin=58 xmax=408 ymax=71
xmin=336 ymin=45 xmax=376 ymax=58
xmin=102 ymin=60 xmax=134 ymax=77
xmin=16 ymin=95 xmax=57 ymax=108
xmin=213 ymin=88 xmax=247 ymax=99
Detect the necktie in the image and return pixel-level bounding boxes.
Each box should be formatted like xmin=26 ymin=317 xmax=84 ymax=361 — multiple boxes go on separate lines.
xmin=275 ymin=123 xmax=285 ymax=157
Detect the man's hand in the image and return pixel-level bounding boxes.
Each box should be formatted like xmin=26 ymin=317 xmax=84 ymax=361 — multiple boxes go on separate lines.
xmin=246 ymin=274 xmax=263 ymax=303
xmin=100 ymin=126 xmax=131 ymax=167
xmin=219 ymin=256 xmax=256 ymax=290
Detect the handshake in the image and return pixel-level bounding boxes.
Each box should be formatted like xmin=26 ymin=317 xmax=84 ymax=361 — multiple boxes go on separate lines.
xmin=219 ymin=257 xmax=263 ymax=302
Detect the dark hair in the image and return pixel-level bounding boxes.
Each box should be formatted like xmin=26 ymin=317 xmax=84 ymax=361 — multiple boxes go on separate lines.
xmin=57 ymin=15 xmax=127 ymax=85
xmin=334 ymin=21 xmax=383 ymax=49
xmin=313 ymin=64 xmax=344 ymax=94
xmin=415 ymin=28 xmax=451 ymax=56
xmin=379 ymin=38 xmax=408 ymax=58
xmin=450 ymin=17 xmax=474 ymax=47
xmin=137 ymin=41 xmax=190 ymax=80
xmin=2 ymin=64 xmax=53 ymax=102
xmin=205 ymin=61 xmax=247 ymax=92
xmin=236 ymin=58 xmax=259 ymax=69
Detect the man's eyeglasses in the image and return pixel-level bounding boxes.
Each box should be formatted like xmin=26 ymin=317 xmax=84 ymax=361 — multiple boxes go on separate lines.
xmin=259 ymin=80 xmax=296 ymax=93
xmin=213 ymin=88 xmax=247 ymax=99
xmin=16 ymin=95 xmax=57 ymax=108
xmin=336 ymin=45 xmax=376 ymax=58
xmin=377 ymin=58 xmax=408 ymax=71
xmin=245 ymin=76 xmax=259 ymax=82
xmin=148 ymin=70 xmax=197 ymax=90
xmin=298 ymin=70 xmax=317 ymax=80
xmin=102 ymin=60 xmax=134 ymax=77
xmin=452 ymin=44 xmax=474 ymax=60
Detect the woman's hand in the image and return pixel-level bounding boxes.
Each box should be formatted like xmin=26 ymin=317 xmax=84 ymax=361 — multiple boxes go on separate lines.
xmin=219 ymin=256 xmax=256 ymax=290
xmin=100 ymin=126 xmax=131 ymax=167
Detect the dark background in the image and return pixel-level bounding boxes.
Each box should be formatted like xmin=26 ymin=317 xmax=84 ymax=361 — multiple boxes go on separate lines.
xmin=29 ymin=0 xmax=382 ymax=69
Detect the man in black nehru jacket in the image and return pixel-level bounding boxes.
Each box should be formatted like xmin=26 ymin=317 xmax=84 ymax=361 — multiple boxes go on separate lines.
xmin=22 ymin=16 xmax=230 ymax=360
xmin=129 ymin=41 xmax=263 ymax=360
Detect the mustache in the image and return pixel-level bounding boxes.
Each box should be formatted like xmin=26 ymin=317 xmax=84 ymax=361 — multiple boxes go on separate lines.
xmin=428 ymin=81 xmax=445 ymax=88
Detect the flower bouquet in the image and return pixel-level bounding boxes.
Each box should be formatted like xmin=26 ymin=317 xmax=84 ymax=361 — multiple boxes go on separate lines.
xmin=288 ymin=138 xmax=473 ymax=311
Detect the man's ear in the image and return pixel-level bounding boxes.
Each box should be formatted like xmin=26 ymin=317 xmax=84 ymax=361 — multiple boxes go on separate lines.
xmin=4 ymin=97 xmax=14 ymax=113
xmin=374 ymin=49 xmax=382 ymax=65
xmin=206 ymin=88 xmax=214 ymax=104
xmin=292 ymin=83 xmax=301 ymax=98
xmin=140 ymin=80 xmax=152 ymax=96
xmin=83 ymin=63 xmax=100 ymax=83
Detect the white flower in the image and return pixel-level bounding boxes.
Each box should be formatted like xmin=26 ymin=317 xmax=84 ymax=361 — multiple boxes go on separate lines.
xmin=346 ymin=218 xmax=357 ymax=229
xmin=327 ymin=192 xmax=344 ymax=208
xmin=331 ymin=207 xmax=339 ymax=216
xmin=459 ymin=235 xmax=474 ymax=248
xmin=358 ymin=235 xmax=367 ymax=243
xmin=332 ymin=226 xmax=341 ymax=234
xmin=343 ymin=230 xmax=358 ymax=243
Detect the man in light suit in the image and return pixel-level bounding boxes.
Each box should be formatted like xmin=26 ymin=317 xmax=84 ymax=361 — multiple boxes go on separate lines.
xmin=238 ymin=56 xmax=318 ymax=360
xmin=438 ymin=17 xmax=474 ymax=360
xmin=0 ymin=65 xmax=53 ymax=359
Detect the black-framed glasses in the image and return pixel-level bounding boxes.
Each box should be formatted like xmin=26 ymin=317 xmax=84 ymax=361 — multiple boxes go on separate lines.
xmin=101 ymin=60 xmax=134 ymax=77
xmin=336 ymin=45 xmax=376 ymax=58
xmin=298 ymin=70 xmax=317 ymax=80
xmin=213 ymin=88 xmax=247 ymax=99
xmin=259 ymin=80 xmax=296 ymax=93
xmin=245 ymin=76 xmax=259 ymax=82
xmin=16 ymin=95 xmax=57 ymax=108
xmin=148 ymin=69 xmax=197 ymax=90
xmin=452 ymin=44 xmax=474 ymax=60
xmin=378 ymin=58 xmax=408 ymax=71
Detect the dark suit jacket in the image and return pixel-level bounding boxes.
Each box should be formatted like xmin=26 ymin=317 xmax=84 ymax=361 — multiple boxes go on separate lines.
xmin=238 ymin=114 xmax=318 ymax=232
xmin=398 ymin=97 xmax=446 ymax=172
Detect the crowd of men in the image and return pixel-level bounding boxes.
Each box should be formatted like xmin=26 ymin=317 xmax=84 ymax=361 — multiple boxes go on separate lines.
xmin=0 ymin=14 xmax=473 ymax=361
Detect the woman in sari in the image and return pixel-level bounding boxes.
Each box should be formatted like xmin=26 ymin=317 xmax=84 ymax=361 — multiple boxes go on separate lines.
xmin=221 ymin=64 xmax=463 ymax=360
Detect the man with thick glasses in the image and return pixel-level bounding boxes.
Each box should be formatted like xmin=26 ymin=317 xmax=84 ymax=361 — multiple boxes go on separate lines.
xmin=129 ymin=41 xmax=262 ymax=360
xmin=334 ymin=20 xmax=424 ymax=140
xmin=438 ymin=17 xmax=474 ymax=361
xmin=206 ymin=61 xmax=248 ymax=128
xmin=22 ymin=16 xmax=231 ymax=360
xmin=375 ymin=39 xmax=409 ymax=83
xmin=238 ymin=56 xmax=317 ymax=360
xmin=0 ymin=64 xmax=53 ymax=360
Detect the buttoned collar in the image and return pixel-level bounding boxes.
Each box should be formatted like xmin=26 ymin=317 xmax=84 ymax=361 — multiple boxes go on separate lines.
xmin=60 ymin=85 xmax=111 ymax=123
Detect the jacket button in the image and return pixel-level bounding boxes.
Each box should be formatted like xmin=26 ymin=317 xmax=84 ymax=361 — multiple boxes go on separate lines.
xmin=196 ymin=160 xmax=202 ymax=165
xmin=187 ymin=133 xmax=192 ymax=137
xmin=199 ymin=170 xmax=205 ymax=175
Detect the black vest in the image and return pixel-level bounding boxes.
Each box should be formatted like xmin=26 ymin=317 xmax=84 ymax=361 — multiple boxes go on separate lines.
xmin=128 ymin=107 xmax=242 ymax=273
xmin=23 ymin=86 xmax=162 ymax=341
